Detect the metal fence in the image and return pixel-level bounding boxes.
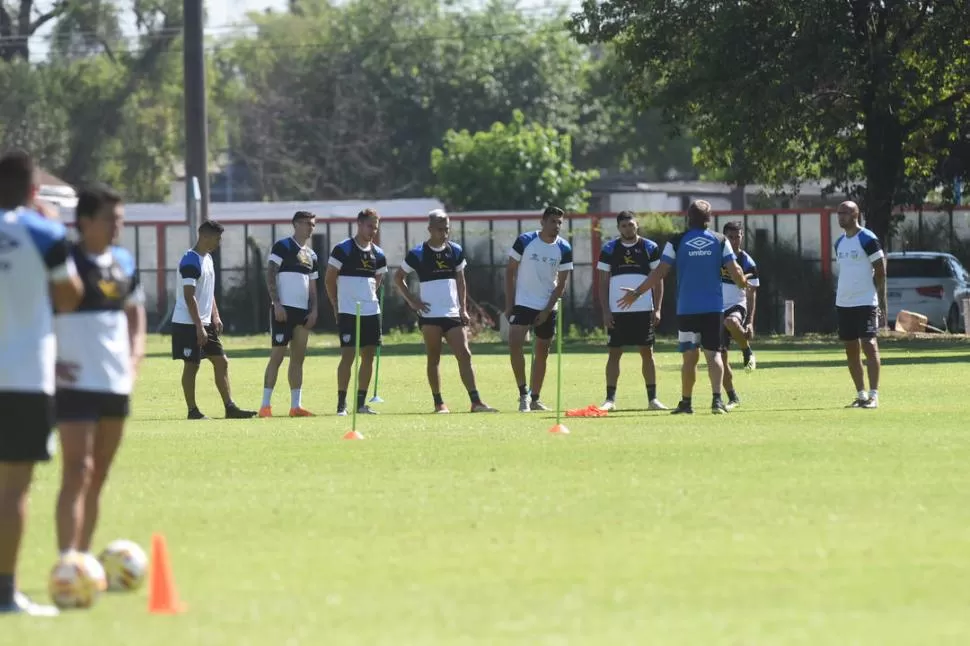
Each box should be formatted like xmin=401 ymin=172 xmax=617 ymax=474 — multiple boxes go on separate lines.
xmin=101 ymin=206 xmax=970 ymax=335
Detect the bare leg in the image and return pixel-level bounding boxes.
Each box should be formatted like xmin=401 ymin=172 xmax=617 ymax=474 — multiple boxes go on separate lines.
xmin=78 ymin=418 xmax=125 ymax=552
xmin=605 ymin=347 xmax=623 ymax=396
xmin=681 ymin=348 xmax=699 ymax=399
xmin=288 ymin=328 xmax=310 ymax=391
xmin=422 ymin=326 xmax=444 ymax=396
xmin=444 ymin=326 xmax=478 ymax=393
xmin=263 ymin=347 xmax=286 ymax=390
xmin=704 ymin=348 xmax=725 ymax=397
xmin=209 ymin=355 xmax=233 ymax=406
xmin=722 ymin=350 xmax=735 ymax=393
xmin=0 ymin=462 xmax=36 ymax=598
xmin=844 ymin=340 xmax=865 ymax=392
xmin=861 ymin=338 xmax=880 ymax=391
xmin=181 ymin=362 xmax=200 ymax=409
xmin=508 ymin=325 xmax=529 ymax=393
xmin=55 ymin=422 xmax=95 ymax=553
xmin=530 ymin=338 xmax=551 ymax=398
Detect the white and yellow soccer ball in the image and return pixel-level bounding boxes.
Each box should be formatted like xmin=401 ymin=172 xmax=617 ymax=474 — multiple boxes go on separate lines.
xmin=98 ymin=539 xmax=148 ymax=592
xmin=49 ymin=551 xmax=108 ymax=609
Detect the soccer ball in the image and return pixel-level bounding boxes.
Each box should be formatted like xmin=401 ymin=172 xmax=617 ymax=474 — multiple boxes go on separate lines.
xmin=49 ymin=551 xmax=107 ymax=609
xmin=98 ymin=539 xmax=148 ymax=592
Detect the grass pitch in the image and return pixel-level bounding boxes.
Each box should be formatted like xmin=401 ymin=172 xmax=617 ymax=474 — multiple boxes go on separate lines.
xmin=7 ymin=332 xmax=970 ymax=645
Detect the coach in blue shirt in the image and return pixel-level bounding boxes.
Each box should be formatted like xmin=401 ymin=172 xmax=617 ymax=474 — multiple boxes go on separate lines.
xmin=617 ymin=200 xmax=752 ymax=415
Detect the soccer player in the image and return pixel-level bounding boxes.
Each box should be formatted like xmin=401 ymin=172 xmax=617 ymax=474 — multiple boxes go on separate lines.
xmin=325 ymin=208 xmax=387 ymax=416
xmin=505 ymin=206 xmax=574 ymax=413
xmin=834 ymin=200 xmax=886 ymax=409
xmin=0 ymin=150 xmax=82 ymax=616
xmin=53 ymin=184 xmax=146 ymax=557
xmin=596 ymin=211 xmax=668 ymax=411
xmin=617 ymin=200 xmax=751 ymax=414
xmin=170 ymin=220 xmax=255 ymax=419
xmin=719 ymin=220 xmax=760 ymax=409
xmin=259 ymin=211 xmax=319 ymax=418
xmin=394 ymin=209 xmax=498 ymax=414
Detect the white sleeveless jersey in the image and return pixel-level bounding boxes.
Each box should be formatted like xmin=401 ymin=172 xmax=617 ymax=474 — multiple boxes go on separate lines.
xmin=0 ymin=208 xmax=76 ymax=394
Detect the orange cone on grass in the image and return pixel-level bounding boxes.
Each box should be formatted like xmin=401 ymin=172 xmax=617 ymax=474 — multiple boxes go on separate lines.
xmin=148 ymin=533 xmax=186 ymax=614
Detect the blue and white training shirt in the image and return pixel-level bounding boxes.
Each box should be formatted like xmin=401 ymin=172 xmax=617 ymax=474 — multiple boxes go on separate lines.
xmin=721 ymin=249 xmax=760 ymax=311
xmin=0 ymin=207 xmax=76 ymax=394
xmin=172 ymin=249 xmax=216 ymax=325
xmin=328 ymin=238 xmax=388 ymax=316
xmin=510 ymin=231 xmax=574 ymax=311
xmin=400 ymin=241 xmax=467 ymax=318
xmin=835 ymin=227 xmax=883 ymax=308
xmin=55 ymin=244 xmax=143 ymax=394
xmin=597 ymin=236 xmax=662 ymax=313
xmin=661 ymin=228 xmax=736 ymax=315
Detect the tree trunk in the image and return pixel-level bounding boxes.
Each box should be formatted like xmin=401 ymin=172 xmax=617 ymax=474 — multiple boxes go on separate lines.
xmin=863 ymin=108 xmax=904 ymax=247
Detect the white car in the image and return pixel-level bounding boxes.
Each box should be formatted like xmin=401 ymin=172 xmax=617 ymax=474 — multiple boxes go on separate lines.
xmin=886 ymin=251 xmax=970 ymax=332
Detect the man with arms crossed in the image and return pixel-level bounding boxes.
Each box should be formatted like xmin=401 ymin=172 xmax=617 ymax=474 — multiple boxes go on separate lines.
xmin=170 ymin=220 xmax=255 ymax=420
xmin=54 ymin=184 xmax=147 ymax=557
xmin=325 ymin=208 xmax=387 ymax=416
xmin=597 ymin=211 xmax=668 ymax=411
xmin=259 ymin=211 xmax=319 ymax=418
xmin=719 ymin=220 xmax=759 ymax=409
xmin=618 ymin=200 xmax=752 ymax=414
xmin=505 ymin=206 xmax=574 ymax=413
xmin=834 ymin=200 xmax=886 ymax=409
xmin=0 ymin=150 xmax=82 ymax=616
xmin=395 ymin=209 xmax=498 ymax=414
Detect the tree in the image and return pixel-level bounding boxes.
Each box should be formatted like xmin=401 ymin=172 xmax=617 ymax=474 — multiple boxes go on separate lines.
xmin=0 ymin=0 xmax=70 ymax=61
xmin=569 ymin=0 xmax=970 ymax=243
xmin=430 ymin=109 xmax=598 ymax=212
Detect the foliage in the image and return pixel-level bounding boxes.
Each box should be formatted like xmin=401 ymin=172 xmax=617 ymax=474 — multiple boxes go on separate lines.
xmin=569 ymin=0 xmax=970 ymax=244
xmin=430 ymin=110 xmax=598 ymax=212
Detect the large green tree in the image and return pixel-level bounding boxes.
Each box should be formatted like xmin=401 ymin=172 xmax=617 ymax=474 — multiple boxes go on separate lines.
xmin=570 ymin=0 xmax=970 ymax=242
xmin=430 ymin=110 xmax=598 ymax=212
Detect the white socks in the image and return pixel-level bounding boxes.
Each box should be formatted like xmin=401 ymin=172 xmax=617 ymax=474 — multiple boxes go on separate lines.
xmin=869 ymin=389 xmax=878 ymax=400
xmin=291 ymin=389 xmax=302 ymax=409
xmin=262 ymin=388 xmax=272 ymax=407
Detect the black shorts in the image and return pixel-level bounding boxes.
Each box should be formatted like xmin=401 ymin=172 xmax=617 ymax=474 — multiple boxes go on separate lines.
xmin=677 ymin=312 xmax=723 ymax=352
xmin=171 ymin=323 xmax=225 ymax=363
xmin=508 ymin=306 xmax=557 ymax=340
xmin=271 ymin=306 xmax=310 ymax=347
xmin=608 ymin=311 xmax=655 ymax=348
xmin=837 ymin=305 xmax=878 ymax=341
xmin=56 ymin=389 xmax=130 ymax=421
xmin=419 ymin=317 xmax=465 ymax=335
xmin=0 ymin=391 xmax=55 ymax=462
xmin=338 ymin=313 xmax=382 ymax=348
xmin=720 ymin=305 xmax=748 ymax=350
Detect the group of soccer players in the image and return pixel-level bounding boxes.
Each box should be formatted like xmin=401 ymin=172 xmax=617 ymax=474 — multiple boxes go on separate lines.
xmin=0 ymin=151 xmax=145 ymax=615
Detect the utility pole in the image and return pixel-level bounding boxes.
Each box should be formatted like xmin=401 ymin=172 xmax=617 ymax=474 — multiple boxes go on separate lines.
xmin=183 ymin=0 xmax=209 ymax=224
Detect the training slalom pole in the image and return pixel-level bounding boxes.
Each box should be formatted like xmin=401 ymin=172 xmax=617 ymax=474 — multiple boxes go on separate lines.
xmin=344 ymin=302 xmax=364 ymax=440
xmin=548 ymin=297 xmax=569 ymax=435
xmin=369 ymin=285 xmax=385 ymax=403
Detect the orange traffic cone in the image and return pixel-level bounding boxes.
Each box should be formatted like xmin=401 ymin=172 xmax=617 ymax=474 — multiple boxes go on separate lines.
xmin=343 ymin=430 xmax=365 ymax=440
xmin=148 ymin=533 xmax=186 ymax=614
xmin=547 ymin=424 xmax=570 ymax=435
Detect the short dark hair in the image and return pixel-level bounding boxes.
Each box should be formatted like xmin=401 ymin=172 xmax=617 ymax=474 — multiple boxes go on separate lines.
xmin=542 ymin=205 xmax=564 ymax=220
xmin=723 ymin=220 xmax=743 ymax=235
xmin=76 ymin=183 xmax=123 ymax=221
xmin=293 ymin=210 xmax=315 ymax=224
xmin=357 ymin=208 xmax=378 ymax=222
xmin=616 ymin=210 xmax=636 ymax=224
xmin=687 ymin=200 xmax=712 ymax=228
xmin=0 ymin=149 xmax=36 ymax=210
xmin=199 ymin=220 xmax=224 ymax=236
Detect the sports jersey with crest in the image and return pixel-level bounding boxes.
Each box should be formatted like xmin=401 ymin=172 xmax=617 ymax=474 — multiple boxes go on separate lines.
xmin=509 ymin=231 xmax=574 ymax=311
xmin=55 ymin=245 xmax=143 ymax=394
xmin=328 ymin=238 xmax=388 ymax=316
xmin=268 ymin=237 xmax=319 ymax=309
xmin=661 ymin=228 xmax=736 ymax=315
xmin=399 ymin=241 xmax=467 ymax=318
xmin=597 ymin=237 xmax=662 ymax=313
xmin=172 ymin=249 xmax=216 ymax=325
xmin=0 ymin=207 xmax=75 ymax=394
xmin=721 ymin=249 xmax=760 ymax=310
xmin=835 ymin=227 xmax=883 ymax=307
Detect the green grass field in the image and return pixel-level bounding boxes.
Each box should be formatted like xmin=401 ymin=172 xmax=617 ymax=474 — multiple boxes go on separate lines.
xmin=7 ymin=332 xmax=970 ymax=645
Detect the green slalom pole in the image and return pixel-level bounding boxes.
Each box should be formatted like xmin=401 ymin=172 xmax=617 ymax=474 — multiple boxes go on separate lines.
xmin=352 ymin=301 xmax=361 ymax=432
xmin=554 ymin=297 xmax=566 ymax=432
xmin=369 ymin=285 xmax=385 ymax=403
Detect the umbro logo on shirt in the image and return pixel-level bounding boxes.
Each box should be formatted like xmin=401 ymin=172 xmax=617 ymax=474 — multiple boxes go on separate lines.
xmin=685 ymin=236 xmax=714 ymax=256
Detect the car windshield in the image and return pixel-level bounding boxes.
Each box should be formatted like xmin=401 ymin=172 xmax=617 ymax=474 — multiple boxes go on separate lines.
xmin=887 ymin=257 xmax=951 ymax=278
